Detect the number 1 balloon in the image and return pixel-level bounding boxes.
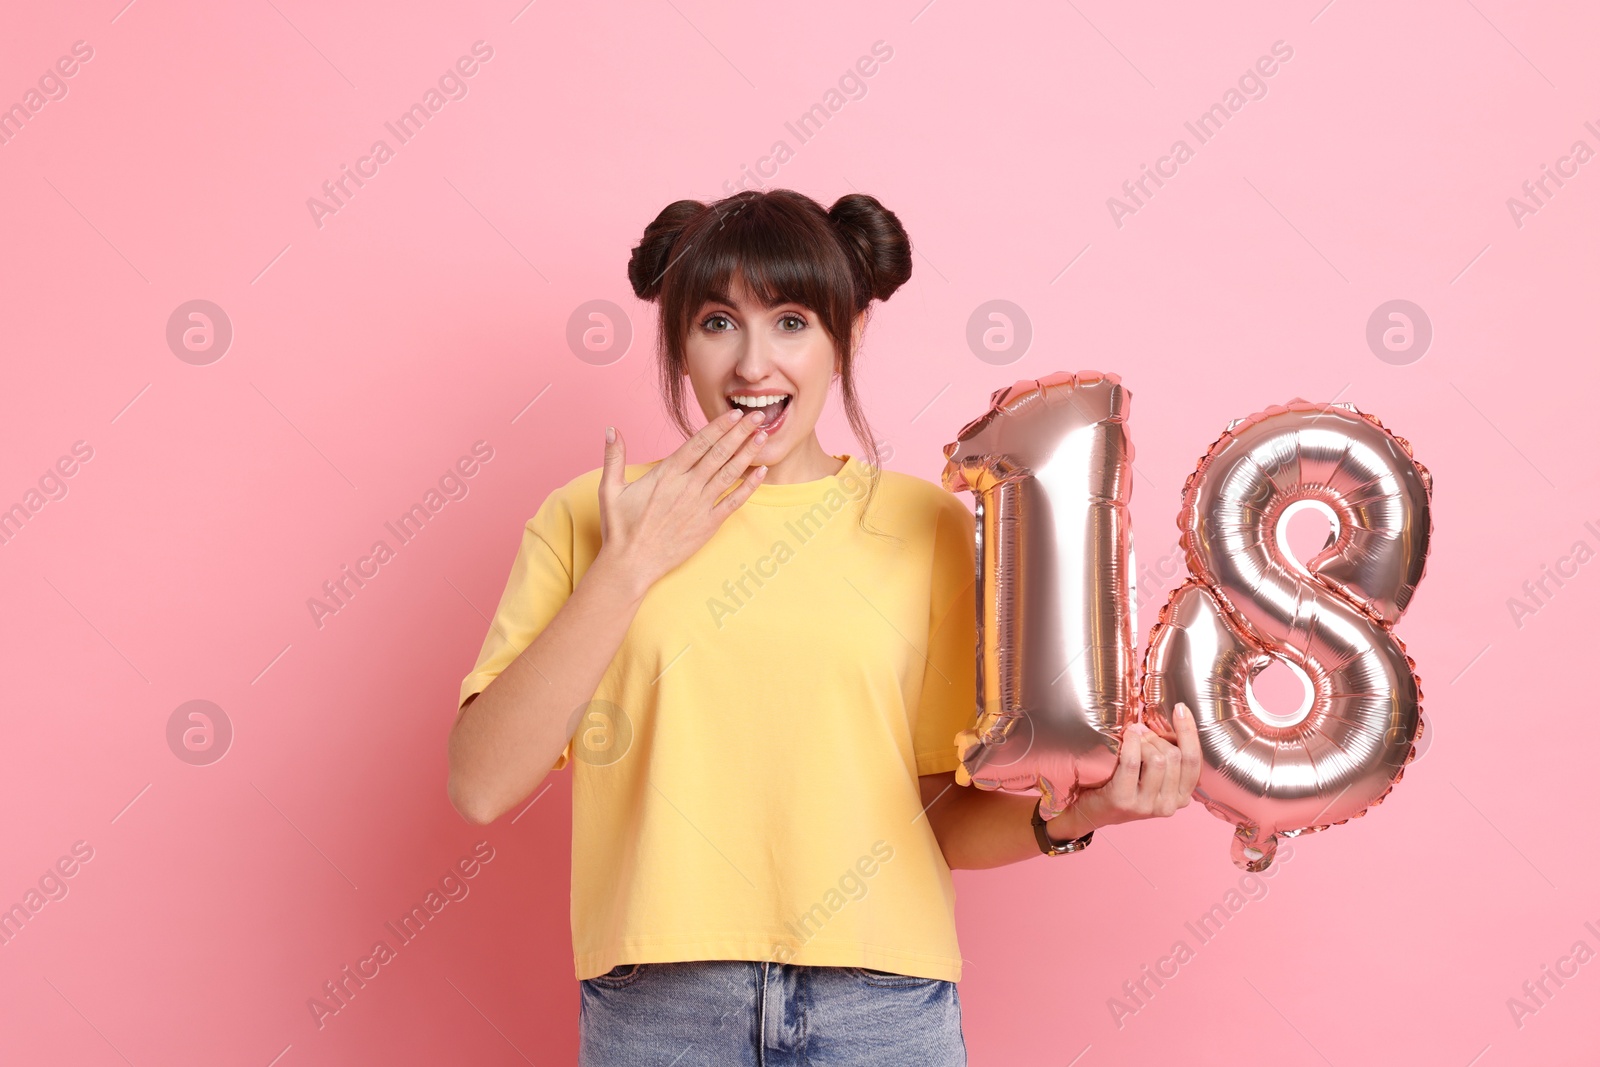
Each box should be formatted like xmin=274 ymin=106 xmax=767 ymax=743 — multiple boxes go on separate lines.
xmin=942 ymin=375 xmax=1433 ymax=870
xmin=941 ymin=371 xmax=1137 ymax=819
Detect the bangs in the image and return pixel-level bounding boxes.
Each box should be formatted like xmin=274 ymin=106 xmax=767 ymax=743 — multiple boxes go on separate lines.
xmin=664 ymin=195 xmax=858 ymax=342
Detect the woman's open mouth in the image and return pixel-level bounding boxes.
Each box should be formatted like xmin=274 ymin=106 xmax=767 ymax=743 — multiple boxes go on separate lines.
xmin=728 ymin=392 xmax=792 ymax=434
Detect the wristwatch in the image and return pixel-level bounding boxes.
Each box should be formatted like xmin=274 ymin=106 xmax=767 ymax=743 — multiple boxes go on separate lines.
xmin=1032 ymin=798 xmax=1094 ymax=855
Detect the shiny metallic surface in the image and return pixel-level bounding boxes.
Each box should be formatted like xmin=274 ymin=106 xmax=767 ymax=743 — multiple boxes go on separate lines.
xmin=1141 ymin=401 xmax=1434 ymax=870
xmin=942 ymin=371 xmax=1136 ymax=818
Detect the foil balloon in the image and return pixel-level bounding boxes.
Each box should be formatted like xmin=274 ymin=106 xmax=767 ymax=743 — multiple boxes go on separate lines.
xmin=1140 ymin=400 xmax=1433 ymax=872
xmin=941 ymin=371 xmax=1136 ymax=818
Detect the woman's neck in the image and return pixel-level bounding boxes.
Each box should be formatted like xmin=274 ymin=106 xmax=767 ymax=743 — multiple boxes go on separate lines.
xmin=761 ymin=434 xmax=845 ymax=484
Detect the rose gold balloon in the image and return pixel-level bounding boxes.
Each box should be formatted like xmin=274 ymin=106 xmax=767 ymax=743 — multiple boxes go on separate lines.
xmin=1141 ymin=400 xmax=1433 ymax=871
xmin=941 ymin=371 xmax=1137 ymax=817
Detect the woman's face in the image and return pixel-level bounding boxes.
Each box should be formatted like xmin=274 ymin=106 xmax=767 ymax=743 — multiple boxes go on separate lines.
xmin=683 ymin=275 xmax=858 ymax=468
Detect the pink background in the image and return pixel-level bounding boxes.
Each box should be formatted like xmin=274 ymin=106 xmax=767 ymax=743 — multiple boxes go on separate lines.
xmin=2 ymin=0 xmax=1596 ymax=1063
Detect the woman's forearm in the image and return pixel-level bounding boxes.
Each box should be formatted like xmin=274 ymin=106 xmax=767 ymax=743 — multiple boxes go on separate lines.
xmin=926 ymin=716 xmax=1200 ymax=867
xmin=923 ymin=776 xmax=1100 ymax=870
xmin=447 ymin=547 xmax=650 ymax=824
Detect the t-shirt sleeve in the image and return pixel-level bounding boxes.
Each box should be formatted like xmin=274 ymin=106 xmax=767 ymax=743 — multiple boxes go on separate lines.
xmin=457 ymin=488 xmax=577 ymax=771
xmin=912 ymin=495 xmax=979 ymax=776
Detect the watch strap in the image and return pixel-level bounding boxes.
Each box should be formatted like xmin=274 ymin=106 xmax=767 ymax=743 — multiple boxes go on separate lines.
xmin=1032 ymin=798 xmax=1093 ymax=855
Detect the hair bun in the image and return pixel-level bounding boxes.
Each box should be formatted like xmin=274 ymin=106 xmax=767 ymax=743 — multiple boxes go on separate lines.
xmin=628 ymin=199 xmax=706 ymax=302
xmin=827 ymin=193 xmax=912 ymax=305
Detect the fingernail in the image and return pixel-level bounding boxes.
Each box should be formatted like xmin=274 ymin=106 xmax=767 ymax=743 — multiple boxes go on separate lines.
xmin=605 ymin=425 xmax=615 ymax=443
xmin=749 ymin=409 xmax=765 ymax=424
xmin=1176 ymin=705 xmax=1189 ymax=719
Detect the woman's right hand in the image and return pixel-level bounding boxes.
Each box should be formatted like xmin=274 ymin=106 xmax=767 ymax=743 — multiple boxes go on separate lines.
xmin=596 ymin=407 xmax=771 ymax=591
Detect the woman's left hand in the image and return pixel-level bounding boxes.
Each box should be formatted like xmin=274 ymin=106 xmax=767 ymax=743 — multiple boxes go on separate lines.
xmin=1070 ymin=703 xmax=1203 ymax=829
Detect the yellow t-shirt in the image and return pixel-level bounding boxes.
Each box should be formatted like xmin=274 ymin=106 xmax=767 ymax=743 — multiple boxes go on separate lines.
xmin=457 ymin=452 xmax=978 ymax=982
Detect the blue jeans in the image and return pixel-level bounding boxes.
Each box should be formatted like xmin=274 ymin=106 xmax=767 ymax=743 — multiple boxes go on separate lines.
xmin=578 ymin=960 xmax=967 ymax=1066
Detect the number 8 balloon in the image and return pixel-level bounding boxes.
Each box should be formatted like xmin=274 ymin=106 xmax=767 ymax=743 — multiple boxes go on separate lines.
xmin=942 ymin=373 xmax=1433 ymax=871
xmin=1142 ymin=398 xmax=1433 ymax=871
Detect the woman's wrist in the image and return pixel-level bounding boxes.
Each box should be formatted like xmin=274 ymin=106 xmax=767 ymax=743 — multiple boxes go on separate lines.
xmin=1040 ymin=799 xmax=1100 ymax=843
xmin=589 ymin=544 xmax=657 ymax=604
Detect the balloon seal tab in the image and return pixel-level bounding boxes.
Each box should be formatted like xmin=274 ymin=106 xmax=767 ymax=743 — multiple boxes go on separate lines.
xmin=1231 ymin=826 xmax=1278 ymax=872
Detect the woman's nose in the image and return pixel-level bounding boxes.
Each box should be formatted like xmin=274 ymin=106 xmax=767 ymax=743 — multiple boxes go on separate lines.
xmin=734 ymin=333 xmax=777 ymax=377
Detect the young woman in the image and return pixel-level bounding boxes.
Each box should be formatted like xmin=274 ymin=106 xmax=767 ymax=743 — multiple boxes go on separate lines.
xmin=447 ymin=188 xmax=1200 ymax=1066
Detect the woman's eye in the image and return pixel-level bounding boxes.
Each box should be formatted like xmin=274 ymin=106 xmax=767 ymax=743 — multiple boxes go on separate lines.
xmin=779 ymin=314 xmax=806 ymax=331
xmin=702 ymin=313 xmax=734 ymax=332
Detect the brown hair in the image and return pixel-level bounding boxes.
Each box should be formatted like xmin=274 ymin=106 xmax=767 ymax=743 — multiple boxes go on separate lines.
xmin=626 ymin=188 xmax=912 ymax=536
